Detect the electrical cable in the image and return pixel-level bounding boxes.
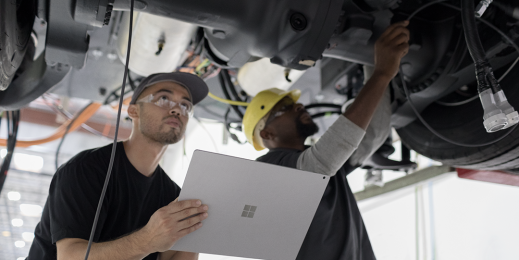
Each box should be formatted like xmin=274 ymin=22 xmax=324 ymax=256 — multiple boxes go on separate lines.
xmin=440 ymin=3 xmax=519 ymax=55
xmin=435 ymin=95 xmax=480 ymax=106
xmin=222 ymin=69 xmax=244 ymax=102
xmin=41 ymin=95 xmax=108 ymax=137
xmin=310 ymin=111 xmax=342 ymax=119
xmin=400 ymin=0 xmax=519 ymax=147
xmin=0 ymin=103 xmax=102 ymax=148
xmin=192 ymin=116 xmax=219 ymax=152
xmin=55 ymin=102 xmax=94 ymax=171
xmin=224 ymin=106 xmax=245 ymax=144
xmin=218 ymin=71 xmax=245 ymax=118
xmin=401 ymin=65 xmax=517 ymax=147
xmin=207 ymin=92 xmax=249 ymax=106
xmin=304 ymin=103 xmax=342 ymax=110
xmin=84 ymin=0 xmax=134 ymax=258
xmin=0 ymin=110 xmax=20 ymax=194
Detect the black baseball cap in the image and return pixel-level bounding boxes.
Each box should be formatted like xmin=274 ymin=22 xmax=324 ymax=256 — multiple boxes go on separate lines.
xmin=130 ymin=72 xmax=209 ymax=105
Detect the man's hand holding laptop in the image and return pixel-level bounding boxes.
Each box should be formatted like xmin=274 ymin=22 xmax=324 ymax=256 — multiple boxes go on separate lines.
xmin=136 ymin=198 xmax=209 ymax=252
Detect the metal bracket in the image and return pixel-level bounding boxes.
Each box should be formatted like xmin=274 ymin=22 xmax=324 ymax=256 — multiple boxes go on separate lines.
xmin=45 ymin=0 xmax=90 ymax=69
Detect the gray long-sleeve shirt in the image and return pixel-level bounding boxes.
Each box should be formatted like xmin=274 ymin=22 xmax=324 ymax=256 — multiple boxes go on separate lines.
xmin=297 ymin=85 xmax=391 ymax=175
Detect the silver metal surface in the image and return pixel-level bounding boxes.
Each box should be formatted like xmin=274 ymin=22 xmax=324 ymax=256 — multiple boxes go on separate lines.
xmin=171 ymin=150 xmax=329 ymax=260
xmin=354 ymin=165 xmax=453 ymax=201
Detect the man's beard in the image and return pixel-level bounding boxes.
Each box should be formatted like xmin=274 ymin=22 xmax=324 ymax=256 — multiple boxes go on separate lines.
xmin=295 ymin=117 xmax=319 ymax=139
xmin=142 ymin=127 xmax=182 ymax=145
xmin=140 ymin=108 xmax=183 ymax=144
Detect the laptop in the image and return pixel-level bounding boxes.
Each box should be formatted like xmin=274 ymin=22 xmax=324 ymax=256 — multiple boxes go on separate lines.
xmin=170 ymin=150 xmax=330 ymax=260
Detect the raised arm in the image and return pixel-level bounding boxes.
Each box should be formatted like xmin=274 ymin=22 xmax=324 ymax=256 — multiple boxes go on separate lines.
xmin=56 ymin=199 xmax=208 ymax=260
xmin=296 ymin=21 xmax=409 ymax=175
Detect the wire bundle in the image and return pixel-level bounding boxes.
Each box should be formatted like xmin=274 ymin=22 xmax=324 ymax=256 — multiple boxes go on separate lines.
xmin=0 ymin=110 xmax=20 ymax=193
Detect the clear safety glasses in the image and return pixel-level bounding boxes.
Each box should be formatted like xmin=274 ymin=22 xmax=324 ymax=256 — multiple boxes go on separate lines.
xmin=137 ymin=93 xmax=194 ymax=117
xmin=265 ymin=98 xmax=295 ymax=125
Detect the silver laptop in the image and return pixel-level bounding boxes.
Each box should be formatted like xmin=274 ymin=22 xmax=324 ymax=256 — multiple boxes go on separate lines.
xmin=170 ymin=150 xmax=329 ymax=260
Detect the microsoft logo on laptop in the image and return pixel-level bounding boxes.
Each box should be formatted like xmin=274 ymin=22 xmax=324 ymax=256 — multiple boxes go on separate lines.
xmin=241 ymin=205 xmax=257 ymax=218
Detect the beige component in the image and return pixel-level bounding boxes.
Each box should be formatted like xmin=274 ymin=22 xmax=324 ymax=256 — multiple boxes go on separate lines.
xmin=117 ymin=11 xmax=197 ymax=76
xmin=237 ymin=58 xmax=305 ymax=96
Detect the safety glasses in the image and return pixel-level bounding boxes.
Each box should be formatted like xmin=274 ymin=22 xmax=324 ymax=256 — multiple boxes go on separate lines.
xmin=265 ymin=98 xmax=295 ymax=126
xmin=137 ymin=93 xmax=194 ymax=117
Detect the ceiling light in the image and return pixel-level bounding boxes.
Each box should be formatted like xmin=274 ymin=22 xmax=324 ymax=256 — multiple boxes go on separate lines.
xmin=8 ymin=191 xmax=21 ymax=201
xmin=2 ymin=231 xmax=11 ymax=237
xmin=22 ymin=232 xmax=35 ymax=242
xmin=13 ymin=153 xmax=44 ymax=173
xmin=14 ymin=241 xmax=25 ymax=248
xmin=12 ymin=219 xmax=23 ymax=227
xmin=20 ymin=204 xmax=43 ymax=217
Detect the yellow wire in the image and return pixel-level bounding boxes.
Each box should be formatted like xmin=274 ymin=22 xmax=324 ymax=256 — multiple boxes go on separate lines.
xmin=208 ymin=92 xmax=249 ymax=106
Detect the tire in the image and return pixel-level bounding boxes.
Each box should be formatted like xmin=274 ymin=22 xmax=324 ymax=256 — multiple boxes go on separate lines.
xmin=396 ymin=64 xmax=519 ymax=171
xmin=0 ymin=0 xmax=35 ymax=90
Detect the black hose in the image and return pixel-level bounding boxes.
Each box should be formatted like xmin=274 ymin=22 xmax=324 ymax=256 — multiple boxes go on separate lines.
xmin=461 ymin=0 xmax=493 ymax=93
xmin=218 ymin=71 xmax=244 ymax=118
xmin=222 ymin=69 xmax=243 ymax=102
xmin=311 ymin=111 xmax=341 ymax=119
xmin=305 ymin=103 xmax=342 ymax=110
xmin=0 ymin=110 xmax=20 ymax=194
xmin=224 ymin=106 xmax=245 ymax=144
xmin=461 ymin=0 xmax=487 ymax=63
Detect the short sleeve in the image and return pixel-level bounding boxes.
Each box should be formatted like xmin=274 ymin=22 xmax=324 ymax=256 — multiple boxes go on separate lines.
xmin=48 ymin=162 xmax=108 ymax=244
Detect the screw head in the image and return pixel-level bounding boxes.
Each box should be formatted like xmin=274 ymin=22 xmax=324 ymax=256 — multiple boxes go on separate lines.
xmin=290 ymin=13 xmax=307 ymax=31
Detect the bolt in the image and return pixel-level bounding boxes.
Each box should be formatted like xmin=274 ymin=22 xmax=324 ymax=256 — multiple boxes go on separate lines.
xmin=290 ymin=13 xmax=307 ymax=31
xmin=99 ymin=87 xmax=107 ymax=96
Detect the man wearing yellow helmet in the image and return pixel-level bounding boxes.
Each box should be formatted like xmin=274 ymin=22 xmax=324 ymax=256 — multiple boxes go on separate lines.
xmin=242 ymin=21 xmax=410 ymax=260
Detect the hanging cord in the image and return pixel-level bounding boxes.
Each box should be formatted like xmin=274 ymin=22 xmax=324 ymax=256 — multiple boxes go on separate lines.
xmin=222 ymin=70 xmax=244 ymax=103
xmin=55 ymin=102 xmax=94 ymax=171
xmin=400 ymin=0 xmax=519 ymax=147
xmin=224 ymin=106 xmax=245 ymax=144
xmin=218 ymin=70 xmax=245 ymax=118
xmin=84 ymin=0 xmax=134 ymax=258
xmin=0 ymin=110 xmax=20 ymax=195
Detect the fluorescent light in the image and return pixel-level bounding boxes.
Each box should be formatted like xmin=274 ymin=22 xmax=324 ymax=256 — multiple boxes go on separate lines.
xmin=14 ymin=241 xmax=25 ymax=248
xmin=20 ymin=204 xmax=43 ymax=217
xmin=22 ymin=232 xmax=35 ymax=242
xmin=11 ymin=219 xmax=23 ymax=227
xmin=8 ymin=191 xmax=21 ymax=201
xmin=0 ymin=149 xmax=5 ymax=158
xmin=2 ymin=231 xmax=11 ymax=237
xmin=13 ymin=153 xmax=44 ymax=173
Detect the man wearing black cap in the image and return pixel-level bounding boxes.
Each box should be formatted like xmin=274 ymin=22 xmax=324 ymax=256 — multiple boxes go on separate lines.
xmin=27 ymin=72 xmax=210 ymax=260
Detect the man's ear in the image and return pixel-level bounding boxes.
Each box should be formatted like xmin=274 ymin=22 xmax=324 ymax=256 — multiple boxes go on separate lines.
xmin=259 ymin=128 xmax=274 ymax=141
xmin=127 ymin=104 xmax=139 ymax=120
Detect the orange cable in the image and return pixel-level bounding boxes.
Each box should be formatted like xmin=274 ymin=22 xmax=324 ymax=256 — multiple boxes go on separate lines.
xmin=0 ymin=102 xmax=102 ymax=148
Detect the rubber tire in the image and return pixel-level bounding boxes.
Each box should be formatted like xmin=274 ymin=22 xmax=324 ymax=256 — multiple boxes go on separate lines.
xmin=0 ymin=0 xmax=35 ymax=89
xmin=396 ymin=64 xmax=519 ymax=171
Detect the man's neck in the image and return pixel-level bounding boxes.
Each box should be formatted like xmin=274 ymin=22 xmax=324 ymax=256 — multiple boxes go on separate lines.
xmin=123 ymin=135 xmax=167 ymax=177
xmin=268 ymin=138 xmax=306 ymax=151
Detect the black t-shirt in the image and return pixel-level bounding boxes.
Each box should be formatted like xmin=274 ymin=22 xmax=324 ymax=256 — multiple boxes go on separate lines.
xmin=28 ymin=142 xmax=180 ymax=260
xmin=257 ymin=148 xmax=376 ymax=260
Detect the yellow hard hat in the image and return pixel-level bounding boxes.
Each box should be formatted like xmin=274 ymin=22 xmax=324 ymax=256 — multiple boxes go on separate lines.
xmin=243 ymin=88 xmax=301 ymax=151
